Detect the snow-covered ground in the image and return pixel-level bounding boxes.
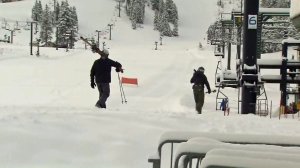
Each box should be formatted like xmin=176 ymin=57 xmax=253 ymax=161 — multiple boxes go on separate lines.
xmin=1 ymin=0 xmax=300 ymax=168
xmin=291 ymin=0 xmax=300 ymax=19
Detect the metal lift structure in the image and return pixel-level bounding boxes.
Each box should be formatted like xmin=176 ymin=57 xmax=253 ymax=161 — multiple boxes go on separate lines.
xmin=212 ymin=6 xmax=300 ymax=115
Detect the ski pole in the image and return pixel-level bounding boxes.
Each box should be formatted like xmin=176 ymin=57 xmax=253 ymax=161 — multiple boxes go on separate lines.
xmin=118 ymin=73 xmax=127 ymax=103
xmin=117 ymin=72 xmax=124 ymax=103
xmin=120 ymin=82 xmax=127 ymax=103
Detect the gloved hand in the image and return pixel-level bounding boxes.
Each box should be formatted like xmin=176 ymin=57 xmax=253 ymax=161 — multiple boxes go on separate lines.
xmin=116 ymin=67 xmax=124 ymax=73
xmin=91 ymin=82 xmax=96 ymax=89
xmin=207 ymin=89 xmax=211 ymax=94
xmin=91 ymin=44 xmax=98 ymax=53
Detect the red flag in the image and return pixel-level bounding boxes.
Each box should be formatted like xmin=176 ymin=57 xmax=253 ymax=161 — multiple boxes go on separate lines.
xmin=121 ymin=77 xmax=138 ymax=86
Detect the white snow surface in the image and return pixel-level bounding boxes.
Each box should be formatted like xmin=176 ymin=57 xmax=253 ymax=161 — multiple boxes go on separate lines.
xmin=200 ymin=154 xmax=300 ymax=168
xmin=290 ymin=0 xmax=300 ymax=19
xmin=0 ymin=0 xmax=300 ymax=168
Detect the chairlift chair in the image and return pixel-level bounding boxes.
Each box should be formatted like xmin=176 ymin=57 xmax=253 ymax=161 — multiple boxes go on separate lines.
xmin=214 ymin=44 xmax=224 ymax=57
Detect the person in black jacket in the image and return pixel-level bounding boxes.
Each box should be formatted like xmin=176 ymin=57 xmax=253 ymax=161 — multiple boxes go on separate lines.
xmin=90 ymin=45 xmax=123 ymax=108
xmin=190 ymin=67 xmax=211 ymax=114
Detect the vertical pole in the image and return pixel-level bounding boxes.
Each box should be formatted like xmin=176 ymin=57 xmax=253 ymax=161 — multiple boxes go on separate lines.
xmin=56 ymin=27 xmax=58 ymax=50
xmin=238 ymin=86 xmax=240 ymax=114
xmin=281 ymin=43 xmax=288 ymax=115
xmin=170 ymin=143 xmax=173 ymax=168
xmin=160 ymin=36 xmax=162 ymax=45
xmin=30 ymin=22 xmax=33 ymax=55
xmin=237 ymin=0 xmax=243 ymax=114
xmin=298 ymin=49 xmax=300 ymax=110
xmin=36 ymin=39 xmax=40 ymax=56
xmin=108 ymin=24 xmax=113 ymax=40
xmin=117 ymin=73 xmax=124 ymax=104
xmin=227 ymin=40 xmax=231 ymax=70
xmin=237 ymin=37 xmax=241 ymax=60
xmin=96 ymin=30 xmax=101 ymax=48
xmin=241 ymin=0 xmax=259 ymax=114
xmin=10 ymin=30 xmax=13 ymax=44
xmin=270 ymin=100 xmax=272 ymax=119
xmin=237 ymin=0 xmax=243 ymax=60
xmin=189 ymin=158 xmax=192 ymax=168
xmin=196 ymin=158 xmax=200 ymax=168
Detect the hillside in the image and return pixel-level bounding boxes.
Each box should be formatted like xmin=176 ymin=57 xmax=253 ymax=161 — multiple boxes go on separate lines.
xmin=0 ymin=0 xmax=299 ymax=168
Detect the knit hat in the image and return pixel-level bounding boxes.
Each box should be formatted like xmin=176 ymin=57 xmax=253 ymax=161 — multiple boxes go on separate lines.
xmin=103 ymin=49 xmax=109 ymax=55
xmin=198 ymin=66 xmax=205 ymax=72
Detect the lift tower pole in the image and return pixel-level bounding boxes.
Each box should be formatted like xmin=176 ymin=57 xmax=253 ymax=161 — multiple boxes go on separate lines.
xmin=241 ymin=0 xmax=259 ymax=114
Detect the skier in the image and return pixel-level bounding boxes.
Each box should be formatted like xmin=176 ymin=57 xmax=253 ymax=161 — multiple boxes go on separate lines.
xmin=90 ymin=45 xmax=123 ymax=108
xmin=190 ymin=66 xmax=211 ymax=114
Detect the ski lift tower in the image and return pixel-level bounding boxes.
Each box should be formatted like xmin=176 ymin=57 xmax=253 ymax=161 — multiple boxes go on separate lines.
xmin=241 ymin=0 xmax=259 ymax=114
xmin=290 ymin=0 xmax=300 ymax=112
xmin=220 ymin=13 xmax=234 ymax=70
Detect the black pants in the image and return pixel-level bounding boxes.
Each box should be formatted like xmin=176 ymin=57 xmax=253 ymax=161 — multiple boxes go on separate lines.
xmin=96 ymin=83 xmax=110 ymax=108
xmin=193 ymin=85 xmax=204 ymax=114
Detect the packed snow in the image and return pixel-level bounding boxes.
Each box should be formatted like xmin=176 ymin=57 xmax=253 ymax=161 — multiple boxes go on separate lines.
xmin=1 ymin=0 xmax=300 ymax=168
xmin=290 ymin=0 xmax=300 ymax=19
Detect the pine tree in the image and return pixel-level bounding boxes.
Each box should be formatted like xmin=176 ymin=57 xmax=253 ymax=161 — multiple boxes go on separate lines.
xmin=31 ymin=0 xmax=43 ymax=22
xmin=153 ymin=10 xmax=159 ymax=30
xmin=156 ymin=0 xmax=165 ymax=32
xmin=172 ymin=19 xmax=178 ymax=36
xmin=125 ymin=0 xmax=131 ymax=15
xmin=55 ymin=0 xmax=78 ymax=48
xmin=37 ymin=0 xmax=43 ymax=23
xmin=128 ymin=0 xmax=145 ymax=29
xmin=260 ymin=0 xmax=289 ymax=8
xmin=71 ymin=6 xmax=78 ymax=30
xmin=153 ymin=0 xmax=175 ymax=36
xmin=260 ymin=0 xmax=298 ymax=53
xmin=165 ymin=0 xmax=178 ymax=36
xmin=40 ymin=4 xmax=53 ymax=46
xmin=260 ymin=0 xmax=290 ymax=8
xmin=165 ymin=0 xmax=178 ymax=25
xmin=131 ymin=17 xmax=137 ymax=29
xmin=217 ymin=0 xmax=224 ymax=8
xmin=165 ymin=0 xmax=173 ymax=22
xmin=31 ymin=0 xmax=38 ymax=21
xmin=207 ymin=21 xmax=223 ymax=43
xmin=54 ymin=2 xmax=60 ymax=24
xmin=159 ymin=8 xmax=172 ymax=36
xmin=29 ymin=0 xmax=79 ymax=48
xmin=135 ymin=0 xmax=145 ymax=24
xmin=57 ymin=0 xmax=72 ymax=46
xmin=151 ymin=0 xmax=159 ymax=10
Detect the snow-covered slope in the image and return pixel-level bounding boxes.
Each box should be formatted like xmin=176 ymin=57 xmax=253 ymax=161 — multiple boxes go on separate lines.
xmin=0 ymin=0 xmax=299 ymax=168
